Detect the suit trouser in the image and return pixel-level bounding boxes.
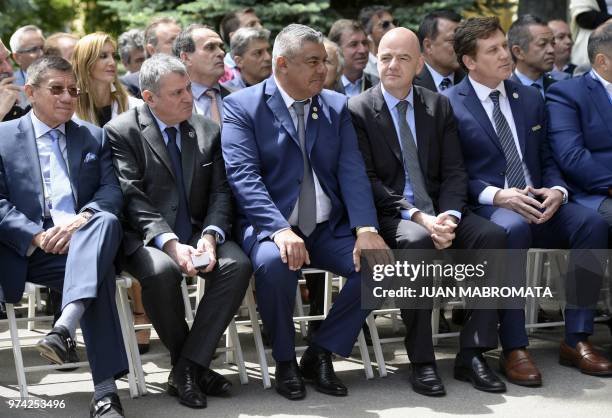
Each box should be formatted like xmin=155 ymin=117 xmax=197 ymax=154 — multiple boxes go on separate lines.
xmin=475 ymin=203 xmax=608 ymax=349
xmin=249 ymin=221 xmax=368 ymax=362
xmin=124 ymin=239 xmax=251 ymax=366
xmin=379 ymin=212 xmax=507 ymax=362
xmin=26 ymin=212 xmax=128 ymax=385
xmin=596 ymin=197 xmax=612 ymax=247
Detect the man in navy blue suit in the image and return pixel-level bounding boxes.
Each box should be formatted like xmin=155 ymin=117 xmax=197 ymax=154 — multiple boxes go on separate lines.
xmin=0 ymin=56 xmax=128 ymax=417
xmin=547 ymin=22 xmax=612 ymax=243
xmin=222 ymin=24 xmax=389 ymax=400
xmin=445 ymin=17 xmax=612 ymax=384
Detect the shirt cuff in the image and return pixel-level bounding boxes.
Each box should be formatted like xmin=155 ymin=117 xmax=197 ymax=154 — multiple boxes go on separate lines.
xmin=400 ymin=208 xmax=421 ymax=220
xmin=26 ymin=243 xmax=37 ymax=257
xmin=202 ymin=225 xmax=226 ymax=244
xmin=270 ymin=227 xmax=291 ymax=240
xmin=154 ymin=232 xmax=178 ymax=250
xmin=444 ymin=210 xmax=462 ymax=221
xmin=479 ymin=186 xmax=502 ymax=206
xmin=551 ymin=186 xmax=569 ymax=204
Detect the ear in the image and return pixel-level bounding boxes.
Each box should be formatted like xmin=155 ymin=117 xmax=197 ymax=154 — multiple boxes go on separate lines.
xmin=275 ymin=56 xmax=288 ymax=74
xmin=145 ymin=44 xmax=156 ymax=57
xmin=180 ymin=51 xmax=190 ymax=65
xmin=24 ymin=84 xmax=35 ymax=102
xmin=422 ymin=38 xmax=432 ymax=54
xmin=233 ymin=54 xmax=243 ymax=69
xmin=141 ymin=89 xmax=155 ymax=108
xmin=511 ymin=44 xmax=524 ymax=61
xmin=12 ymin=52 xmax=21 ymax=67
xmin=416 ymin=54 xmax=425 ymax=75
xmin=462 ymin=54 xmax=476 ymax=72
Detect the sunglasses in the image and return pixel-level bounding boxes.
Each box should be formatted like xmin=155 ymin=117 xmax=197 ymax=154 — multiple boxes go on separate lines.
xmin=34 ymin=85 xmax=81 ymax=98
xmin=16 ymin=45 xmax=44 ymax=55
xmin=380 ymin=20 xmax=398 ymax=31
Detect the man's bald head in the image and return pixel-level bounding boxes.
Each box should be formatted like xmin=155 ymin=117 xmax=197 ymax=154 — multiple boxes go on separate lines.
xmin=377 ymin=27 xmax=424 ymax=98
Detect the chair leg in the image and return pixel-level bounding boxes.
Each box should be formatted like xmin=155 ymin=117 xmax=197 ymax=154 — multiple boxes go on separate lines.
xmin=294 ymin=284 xmax=308 ymax=337
xmin=228 ymin=319 xmax=248 ymax=385
xmin=27 ymin=291 xmax=36 ymax=331
xmin=7 ymin=303 xmax=29 ymax=399
xmin=225 ymin=326 xmax=235 ymax=364
xmin=357 ymin=329 xmax=374 ymax=380
xmin=181 ymin=279 xmax=194 ymax=325
xmin=366 ymin=314 xmax=386 ymax=377
xmin=245 ymin=281 xmax=271 ymax=388
xmin=115 ymin=281 xmax=140 ymax=398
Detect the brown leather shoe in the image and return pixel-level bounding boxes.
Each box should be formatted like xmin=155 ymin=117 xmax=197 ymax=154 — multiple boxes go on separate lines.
xmin=499 ymin=349 xmax=542 ymax=386
xmin=559 ymin=341 xmax=612 ymax=376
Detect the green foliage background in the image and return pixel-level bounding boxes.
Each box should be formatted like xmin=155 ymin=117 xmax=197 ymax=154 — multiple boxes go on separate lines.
xmin=0 ymin=0 xmax=513 ymax=43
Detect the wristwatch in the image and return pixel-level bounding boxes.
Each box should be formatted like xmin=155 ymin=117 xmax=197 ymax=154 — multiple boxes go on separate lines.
xmin=80 ymin=209 xmax=94 ymax=221
xmin=356 ymin=226 xmax=378 ymax=236
xmin=202 ymin=229 xmax=222 ymax=243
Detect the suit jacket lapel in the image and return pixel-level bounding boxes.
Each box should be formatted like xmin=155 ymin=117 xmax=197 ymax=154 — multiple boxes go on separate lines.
xmin=416 ymin=66 xmax=437 ymax=92
xmin=179 ymin=120 xmax=197 ymax=199
xmin=586 ymin=74 xmax=612 ymax=137
xmin=265 ymin=78 xmax=300 ymax=147
xmin=372 ymin=85 xmax=403 ymax=164
xmin=17 ymin=116 xmax=45 ymax=214
xmin=458 ymin=78 xmax=504 ymax=154
xmin=506 ymin=81 xmax=527 ymax=156
xmin=139 ymin=105 xmax=175 ymax=180
xmin=65 ymin=120 xmax=82 ymax=205
xmin=413 ymin=88 xmax=430 ymax=175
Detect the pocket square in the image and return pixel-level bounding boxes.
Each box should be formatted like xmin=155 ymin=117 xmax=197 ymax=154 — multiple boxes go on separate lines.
xmin=84 ymin=152 xmax=98 ymax=163
xmin=531 ymin=125 xmax=542 ymax=132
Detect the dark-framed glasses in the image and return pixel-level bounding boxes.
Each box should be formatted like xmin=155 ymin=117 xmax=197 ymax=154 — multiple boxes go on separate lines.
xmin=34 ymin=85 xmax=81 ymax=97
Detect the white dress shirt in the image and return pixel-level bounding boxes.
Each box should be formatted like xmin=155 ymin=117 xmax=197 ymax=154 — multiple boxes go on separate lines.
xmin=425 ymin=62 xmax=455 ymax=92
xmin=149 ymin=109 xmax=225 ymax=249
xmin=468 ymin=76 xmax=567 ymax=205
xmin=274 ymin=77 xmax=332 ymax=232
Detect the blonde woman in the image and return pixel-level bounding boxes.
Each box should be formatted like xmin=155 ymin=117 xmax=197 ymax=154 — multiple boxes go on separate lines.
xmin=72 ymin=32 xmax=142 ymax=127
xmin=71 ymin=32 xmax=149 ymax=353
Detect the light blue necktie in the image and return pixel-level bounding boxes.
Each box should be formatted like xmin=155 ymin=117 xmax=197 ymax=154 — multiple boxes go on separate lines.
xmin=48 ymin=129 xmax=76 ymax=224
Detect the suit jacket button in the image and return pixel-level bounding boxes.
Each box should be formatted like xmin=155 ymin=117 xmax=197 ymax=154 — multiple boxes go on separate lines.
xmin=499 ymin=172 xmax=505 ymax=176
xmin=171 ymin=205 xmax=177 ymax=211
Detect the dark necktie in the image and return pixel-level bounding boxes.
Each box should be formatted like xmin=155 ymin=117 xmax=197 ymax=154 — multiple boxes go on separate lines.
xmin=439 ymin=78 xmax=452 ymax=91
xmin=395 ymin=100 xmax=435 ymax=215
xmin=530 ymin=82 xmax=544 ymax=98
xmin=292 ymin=100 xmax=316 ymax=236
xmin=489 ymin=91 xmax=527 ymax=189
xmin=165 ymin=127 xmax=192 ymax=243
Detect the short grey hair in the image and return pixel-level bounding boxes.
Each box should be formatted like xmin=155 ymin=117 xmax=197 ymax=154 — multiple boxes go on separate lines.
xmin=272 ymin=24 xmax=324 ymax=71
xmin=507 ymin=14 xmax=547 ymax=62
xmin=118 ymin=29 xmax=144 ymax=64
xmin=26 ymin=55 xmax=75 ymax=85
xmin=10 ymin=25 xmax=44 ymax=52
xmin=323 ymin=38 xmax=344 ymax=77
xmin=139 ymin=53 xmax=187 ymax=95
xmin=588 ymin=22 xmax=612 ymax=64
xmin=230 ymin=27 xmax=270 ymax=59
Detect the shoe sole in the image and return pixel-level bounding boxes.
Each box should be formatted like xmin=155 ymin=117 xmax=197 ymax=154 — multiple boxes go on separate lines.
xmin=302 ymin=376 xmax=347 ymax=396
xmin=412 ymin=386 xmax=446 ymax=397
xmin=275 ymin=387 xmax=306 ymax=400
xmin=559 ymin=357 xmax=612 ymax=376
xmin=36 ymin=342 xmax=64 ymax=365
xmin=167 ymin=385 xmax=207 ymax=408
xmin=454 ymin=368 xmax=506 ymax=393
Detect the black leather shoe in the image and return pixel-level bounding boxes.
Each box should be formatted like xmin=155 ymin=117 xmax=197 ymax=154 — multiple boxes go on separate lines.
xmin=454 ymin=352 xmax=506 ymax=393
xmin=90 ymin=393 xmax=124 ymax=417
xmin=437 ymin=310 xmax=452 ymax=334
xmin=275 ymin=359 xmax=306 ymax=400
xmin=199 ymin=368 xmax=232 ymax=396
xmin=167 ymin=362 xmax=207 ymax=408
xmin=36 ymin=325 xmax=79 ymax=365
xmin=410 ymin=363 xmax=446 ymax=396
xmin=300 ymin=346 xmax=347 ymax=396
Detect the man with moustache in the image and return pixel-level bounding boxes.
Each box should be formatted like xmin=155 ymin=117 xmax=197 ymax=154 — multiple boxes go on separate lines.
xmin=349 ymin=27 xmax=507 ymax=396
xmin=548 ymin=19 xmax=577 ymax=80
xmin=329 ymin=19 xmax=379 ymax=97
xmin=174 ymin=25 xmax=228 ymax=124
xmin=222 ymin=27 xmax=272 ymax=92
xmin=106 ymin=54 xmax=251 ymax=409
xmin=415 ymin=10 xmax=465 ymax=93
xmin=445 ymin=17 xmax=611 ymax=388
xmin=222 ymin=24 xmax=389 ymax=400
xmin=508 ymin=15 xmax=557 ymax=97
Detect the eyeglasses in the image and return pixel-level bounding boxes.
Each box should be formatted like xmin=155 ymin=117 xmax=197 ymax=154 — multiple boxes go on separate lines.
xmin=16 ymin=45 xmax=44 ymax=55
xmin=380 ymin=20 xmax=398 ymax=31
xmin=33 ymin=85 xmax=81 ymax=98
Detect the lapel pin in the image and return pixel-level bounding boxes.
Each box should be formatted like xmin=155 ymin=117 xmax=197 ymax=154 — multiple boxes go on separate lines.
xmin=512 ymin=92 xmax=519 ymax=99
xmin=312 ymin=113 xmax=319 ymax=120
xmin=188 ymin=130 xmax=195 ymax=138
xmin=312 ymin=106 xmax=318 ymax=112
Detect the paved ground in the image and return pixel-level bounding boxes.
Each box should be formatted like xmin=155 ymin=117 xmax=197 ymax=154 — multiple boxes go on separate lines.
xmin=2 ymin=313 xmax=612 ymax=418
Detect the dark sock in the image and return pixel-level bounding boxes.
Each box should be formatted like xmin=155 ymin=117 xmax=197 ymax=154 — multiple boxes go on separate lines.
xmin=565 ymin=333 xmax=588 ymax=348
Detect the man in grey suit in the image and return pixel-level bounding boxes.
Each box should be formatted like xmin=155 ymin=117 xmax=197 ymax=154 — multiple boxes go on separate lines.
xmin=106 ymin=54 xmax=251 ymax=410
xmin=0 ymin=56 xmax=127 ymax=417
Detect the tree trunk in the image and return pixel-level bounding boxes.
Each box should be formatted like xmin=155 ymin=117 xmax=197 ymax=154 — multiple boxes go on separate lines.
xmin=518 ymin=0 xmax=568 ymax=21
